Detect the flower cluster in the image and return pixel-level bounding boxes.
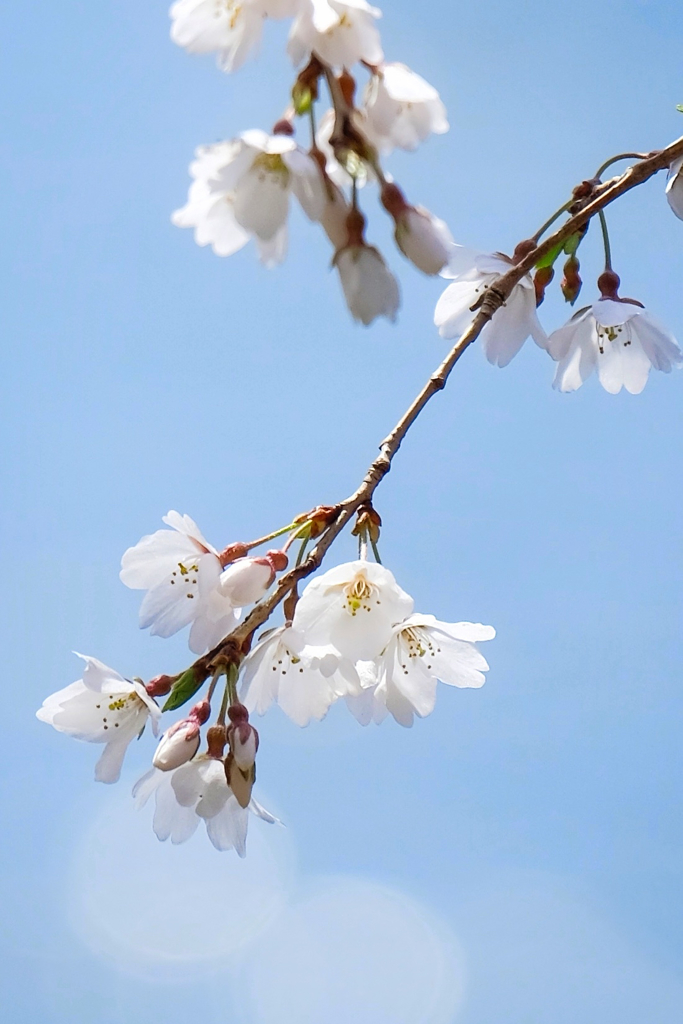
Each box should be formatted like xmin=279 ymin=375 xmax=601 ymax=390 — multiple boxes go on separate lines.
xmin=433 ymin=225 xmax=682 ymax=395
xmin=37 ymin=508 xmax=495 ymax=853
xmin=170 ymin=0 xmax=452 ymax=324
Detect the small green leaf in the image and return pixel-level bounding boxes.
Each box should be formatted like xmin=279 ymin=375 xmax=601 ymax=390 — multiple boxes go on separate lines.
xmin=677 ymin=104 xmax=683 ymax=114
xmin=535 ymin=240 xmax=564 ymax=270
xmin=563 ymin=231 xmax=584 ymax=256
xmin=162 ymin=668 xmax=204 ymax=713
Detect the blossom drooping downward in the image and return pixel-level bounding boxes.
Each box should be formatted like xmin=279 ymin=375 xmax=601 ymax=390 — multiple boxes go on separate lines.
xmin=133 ymin=755 xmax=279 ymax=854
xmin=173 ymin=131 xmax=326 ymax=266
xmin=547 ymin=272 xmax=682 ymax=394
xmin=240 ymin=625 xmax=362 ymax=725
xmin=363 ymin=63 xmax=448 ymax=153
xmin=170 ymin=0 xmax=300 ymax=73
xmin=346 ymin=615 xmax=495 ymax=727
xmin=37 ymin=655 xmax=160 ymax=783
xmin=288 ymin=0 xmax=384 ymax=69
xmin=434 ymin=246 xmax=547 ymax=366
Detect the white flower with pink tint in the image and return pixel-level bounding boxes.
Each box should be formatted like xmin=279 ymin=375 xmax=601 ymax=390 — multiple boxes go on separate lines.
xmin=37 ymin=655 xmax=160 ymax=783
xmin=547 ymin=272 xmax=683 ymax=394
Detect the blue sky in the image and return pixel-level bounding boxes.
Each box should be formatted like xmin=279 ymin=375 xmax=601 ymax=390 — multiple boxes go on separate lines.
xmin=2 ymin=1 xmax=683 ymax=1021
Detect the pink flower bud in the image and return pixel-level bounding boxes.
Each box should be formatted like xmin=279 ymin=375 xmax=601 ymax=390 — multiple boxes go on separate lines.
xmin=219 ymin=557 xmax=275 ymax=606
xmin=228 ymin=703 xmax=259 ymax=770
xmin=152 ymin=720 xmax=200 ymax=771
xmin=145 ymin=674 xmax=176 ymax=698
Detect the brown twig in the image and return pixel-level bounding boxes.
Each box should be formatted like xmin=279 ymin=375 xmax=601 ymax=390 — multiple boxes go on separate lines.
xmin=192 ymin=135 xmax=683 ymax=673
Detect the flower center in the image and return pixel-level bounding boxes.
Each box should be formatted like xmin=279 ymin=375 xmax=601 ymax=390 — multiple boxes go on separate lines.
xmin=170 ymin=561 xmax=199 ymax=599
xmin=271 ymin=640 xmax=306 ymax=676
xmin=597 ymin=322 xmax=631 ymax=353
xmin=94 ymin=691 xmax=142 ymax=731
xmin=398 ymin=627 xmax=440 ymax=673
xmin=215 ymin=0 xmax=242 ymax=29
xmin=252 ymin=152 xmax=290 ymax=187
xmin=342 ymin=573 xmax=379 ymax=616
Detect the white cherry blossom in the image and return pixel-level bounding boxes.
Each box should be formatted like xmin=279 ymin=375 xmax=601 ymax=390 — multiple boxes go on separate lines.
xmin=288 ymin=0 xmax=383 ymax=69
xmin=120 ymin=511 xmax=238 ymax=654
xmin=170 ymin=0 xmax=300 ymax=73
xmin=292 ymin=560 xmax=414 ymax=662
xmin=666 ymin=157 xmax=683 ymax=220
xmin=172 ymin=143 xmax=252 ymax=259
xmin=241 ymin=625 xmax=361 ymax=725
xmin=133 ymin=755 xmax=279 ymax=854
xmin=363 ymin=63 xmax=448 ymax=153
xmin=393 ymin=206 xmax=453 ymax=276
xmin=37 ymin=655 xmax=160 ymax=784
xmin=547 ymin=298 xmax=683 ymax=395
xmin=346 ymin=615 xmax=495 ymax=727
xmin=334 ymin=243 xmax=400 ymax=325
xmin=434 ymin=246 xmax=547 ymax=367
xmin=173 ymin=132 xmax=326 ymax=267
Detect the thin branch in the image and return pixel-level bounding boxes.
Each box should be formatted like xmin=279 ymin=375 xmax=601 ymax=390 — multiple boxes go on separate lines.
xmin=194 ymin=134 xmax=683 ymax=673
xmin=594 ymin=151 xmax=650 ymax=180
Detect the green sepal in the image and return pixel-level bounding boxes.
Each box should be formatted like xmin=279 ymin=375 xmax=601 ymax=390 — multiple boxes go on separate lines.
xmin=535 ymin=240 xmax=564 ymax=270
xmin=162 ymin=668 xmax=204 ymax=713
xmin=292 ymin=83 xmax=312 ymax=115
xmin=563 ymin=231 xmax=584 ymax=256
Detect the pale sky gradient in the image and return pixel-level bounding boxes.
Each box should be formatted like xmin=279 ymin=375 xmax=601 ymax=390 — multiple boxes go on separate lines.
xmin=2 ymin=1 xmax=683 ymax=1021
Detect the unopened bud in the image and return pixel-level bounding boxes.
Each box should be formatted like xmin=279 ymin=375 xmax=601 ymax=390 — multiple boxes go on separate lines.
xmin=188 ymin=699 xmax=211 ymax=725
xmin=206 ymin=724 xmax=227 ymax=759
xmin=272 ymin=118 xmax=295 ymax=137
xmin=218 ymin=542 xmax=249 ymax=567
xmin=352 ymin=504 xmax=382 ymax=544
xmin=220 ymin=556 xmax=275 ymax=606
xmin=534 ymin=266 xmax=554 ymax=306
xmin=512 ymin=238 xmax=537 ymax=264
xmin=225 ymin=753 xmax=255 ymax=809
xmin=228 ymin=707 xmax=259 ymax=771
xmin=561 ymin=256 xmax=582 ymax=305
xmin=293 ymin=56 xmax=322 ymax=114
xmin=152 ymin=719 xmax=201 ymax=771
xmin=145 ymin=674 xmax=176 ymax=698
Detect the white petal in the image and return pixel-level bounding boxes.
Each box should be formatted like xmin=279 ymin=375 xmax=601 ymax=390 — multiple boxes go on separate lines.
xmin=434 ymin=279 xmax=483 ymax=339
xmin=631 ymin=312 xmax=683 ymax=373
xmin=592 ymin=298 xmax=641 ymax=328
xmin=282 ymin=149 xmax=326 ymax=222
xmin=480 ymin=285 xmax=537 ymax=367
xmin=233 ymin=164 xmax=290 ymax=241
xmin=257 ymin=224 xmax=288 ymax=267
xmin=95 ymin=738 xmax=131 ymax=784
xmin=597 ymin=326 xmax=651 ymax=395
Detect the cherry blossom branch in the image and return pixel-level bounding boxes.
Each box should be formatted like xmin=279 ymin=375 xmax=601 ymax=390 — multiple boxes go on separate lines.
xmin=190 ymin=133 xmax=683 ymax=677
